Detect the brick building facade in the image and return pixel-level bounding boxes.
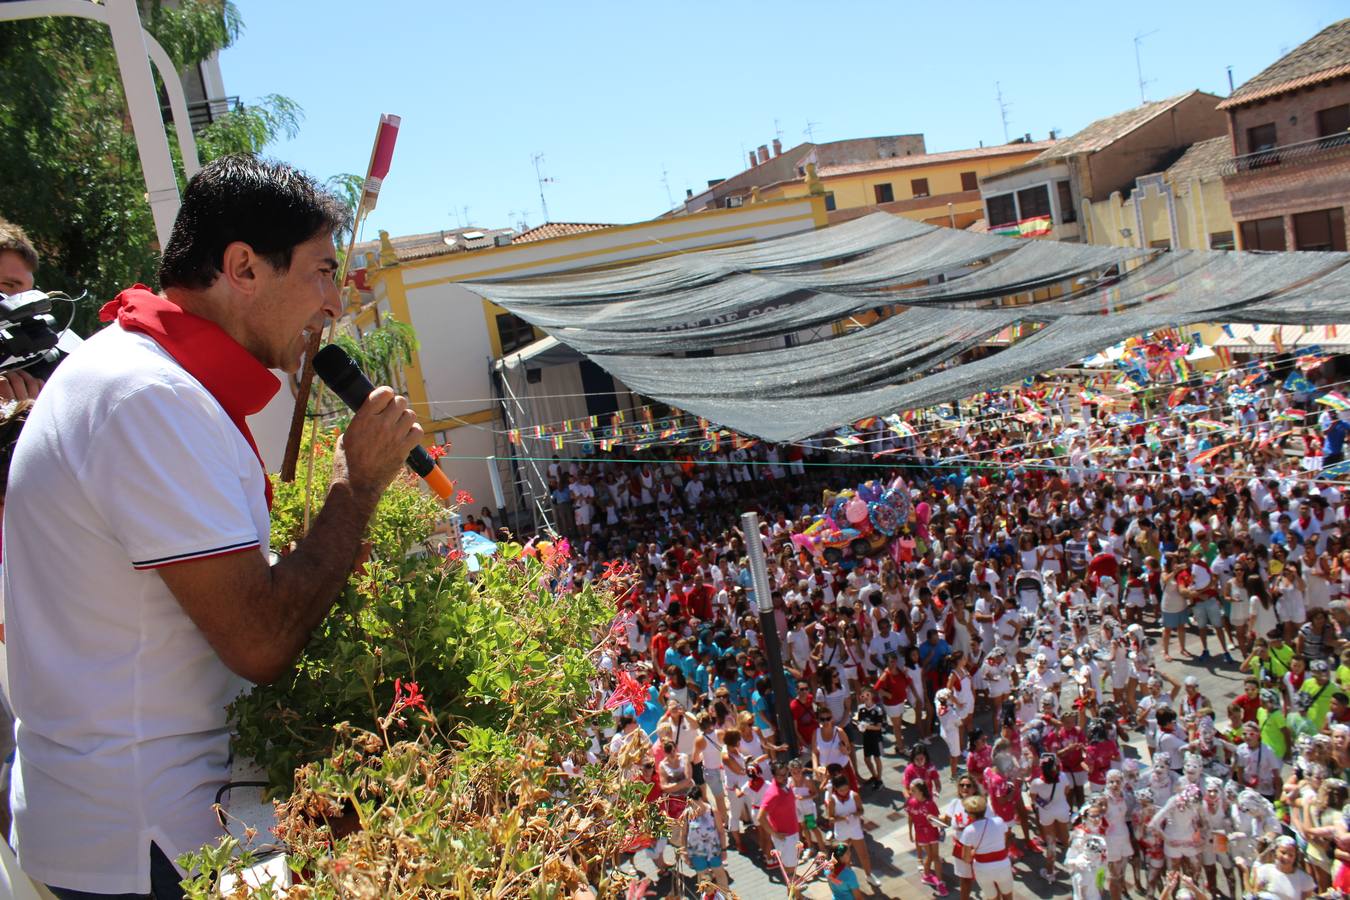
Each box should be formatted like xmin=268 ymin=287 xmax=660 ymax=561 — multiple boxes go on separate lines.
xmin=1220 ymin=19 xmax=1350 ymax=251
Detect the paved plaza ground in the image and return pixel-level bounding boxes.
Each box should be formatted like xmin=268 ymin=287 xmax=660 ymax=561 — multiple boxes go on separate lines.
xmin=633 ymin=623 xmax=1246 ymax=899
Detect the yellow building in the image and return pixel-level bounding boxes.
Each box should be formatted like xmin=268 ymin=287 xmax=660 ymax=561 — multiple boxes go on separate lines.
xmin=343 ymin=197 xmax=826 ymax=516
xmin=1081 ymin=136 xmax=1236 ymax=250
xmin=757 ymin=141 xmax=1056 ymax=228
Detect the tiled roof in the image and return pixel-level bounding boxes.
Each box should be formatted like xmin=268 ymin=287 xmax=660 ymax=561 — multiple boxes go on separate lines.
xmin=1164 ymin=136 xmax=1233 ymax=182
xmin=817 ymin=141 xmax=1056 ymax=178
xmin=351 ymin=226 xmax=514 ymax=263
xmin=1034 ymin=92 xmax=1212 ymax=159
xmin=513 ymin=222 xmax=615 ymax=244
xmin=1220 ymin=19 xmax=1350 ymax=109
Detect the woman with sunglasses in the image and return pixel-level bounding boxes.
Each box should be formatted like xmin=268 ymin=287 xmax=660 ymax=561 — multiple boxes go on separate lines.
xmin=934 ymin=775 xmax=981 ymax=900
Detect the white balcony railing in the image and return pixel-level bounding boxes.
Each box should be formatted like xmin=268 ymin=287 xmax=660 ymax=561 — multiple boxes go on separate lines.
xmin=1220 ymin=130 xmax=1350 ymax=176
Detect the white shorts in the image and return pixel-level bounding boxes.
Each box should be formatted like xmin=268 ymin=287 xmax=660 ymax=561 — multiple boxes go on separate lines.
xmin=1067 ymin=770 xmax=1088 ymax=788
xmin=833 ymin=817 xmax=865 ymax=843
xmin=884 ymin=703 xmax=905 ymax=719
xmin=951 ymin=855 xmax=973 ymax=880
xmin=1037 ymin=805 xmax=1071 ymax=826
xmin=974 ymin=860 xmax=1014 ymax=895
xmin=772 ymin=832 xmax=800 ymax=868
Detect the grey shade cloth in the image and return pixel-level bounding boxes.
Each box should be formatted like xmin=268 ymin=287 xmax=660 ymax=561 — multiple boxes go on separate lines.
xmin=455 ymin=213 xmax=1350 ymax=442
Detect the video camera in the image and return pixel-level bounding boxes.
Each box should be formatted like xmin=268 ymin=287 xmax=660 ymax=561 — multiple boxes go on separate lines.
xmin=0 ymin=290 xmax=81 ymax=382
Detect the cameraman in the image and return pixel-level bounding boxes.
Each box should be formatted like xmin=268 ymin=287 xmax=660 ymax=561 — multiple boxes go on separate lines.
xmin=0 ymin=219 xmax=38 ymax=297
xmin=3 ymin=156 xmax=424 ymax=898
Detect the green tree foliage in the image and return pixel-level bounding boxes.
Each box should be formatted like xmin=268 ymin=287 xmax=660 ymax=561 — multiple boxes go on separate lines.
xmin=0 ymin=1 xmax=300 ymax=333
xmin=332 ymin=316 xmax=419 ymax=388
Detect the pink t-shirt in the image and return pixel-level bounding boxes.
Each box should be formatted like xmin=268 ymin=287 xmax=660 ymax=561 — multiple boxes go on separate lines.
xmin=1086 ymin=739 xmax=1121 ymax=784
xmin=760 ymin=781 xmax=800 ymax=834
xmin=903 ymin=762 xmax=941 ymax=794
xmin=908 ymin=795 xmax=941 ymax=843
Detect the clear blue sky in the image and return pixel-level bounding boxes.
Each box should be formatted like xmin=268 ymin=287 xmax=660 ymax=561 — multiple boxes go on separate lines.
xmin=220 ymin=1 xmax=1345 ymax=239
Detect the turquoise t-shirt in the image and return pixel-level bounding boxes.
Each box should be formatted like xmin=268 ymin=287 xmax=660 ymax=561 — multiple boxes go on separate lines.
xmin=828 ymin=866 xmax=860 ymax=899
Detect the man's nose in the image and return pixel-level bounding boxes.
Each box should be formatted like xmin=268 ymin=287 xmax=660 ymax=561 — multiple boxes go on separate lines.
xmin=322 ymin=280 xmax=343 ymax=320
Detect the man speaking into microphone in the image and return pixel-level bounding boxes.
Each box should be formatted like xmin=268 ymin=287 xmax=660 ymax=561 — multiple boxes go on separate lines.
xmin=2 ymin=156 xmax=425 ymax=899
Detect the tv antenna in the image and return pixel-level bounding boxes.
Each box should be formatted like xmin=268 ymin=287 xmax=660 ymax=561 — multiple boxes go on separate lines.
xmin=995 ymin=82 xmax=1012 ymax=143
xmin=508 ymin=209 xmax=530 ymax=233
xmin=774 ymin=118 xmax=784 ymax=143
xmin=1134 ymin=30 xmax=1159 ymax=103
xmin=660 ymin=163 xmax=675 ymax=209
xmin=803 ymin=120 xmax=821 ymax=142
xmin=531 ymin=152 xmax=554 ymax=222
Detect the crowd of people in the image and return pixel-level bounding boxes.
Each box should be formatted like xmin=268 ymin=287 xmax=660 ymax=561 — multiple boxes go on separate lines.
xmin=539 ymin=355 xmax=1350 ymax=899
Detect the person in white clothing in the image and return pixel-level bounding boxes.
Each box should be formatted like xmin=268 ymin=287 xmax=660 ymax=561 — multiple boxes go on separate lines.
xmin=2 ymin=158 xmax=423 ymax=898
xmin=1251 ymin=836 xmax=1316 ymax=900
xmin=958 ymin=795 xmax=1014 ymax=900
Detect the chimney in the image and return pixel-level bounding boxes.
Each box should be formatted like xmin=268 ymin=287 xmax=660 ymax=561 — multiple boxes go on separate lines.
xmin=686 ymin=188 xmax=693 ymax=199
xmin=757 ymin=144 xmax=770 ymax=165
xmin=772 ymin=138 xmax=782 ymax=157
xmin=749 ymin=151 xmax=758 ymax=168
xmin=1025 ymin=133 xmax=1032 ymax=142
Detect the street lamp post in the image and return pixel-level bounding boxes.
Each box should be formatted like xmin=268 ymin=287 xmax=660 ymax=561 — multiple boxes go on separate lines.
xmin=740 ymin=511 xmax=798 ymax=758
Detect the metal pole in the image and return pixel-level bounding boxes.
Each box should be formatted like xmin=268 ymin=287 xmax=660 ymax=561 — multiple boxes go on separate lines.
xmin=741 ymin=511 xmax=798 ymax=757
xmin=486 ymin=455 xmax=508 ymax=539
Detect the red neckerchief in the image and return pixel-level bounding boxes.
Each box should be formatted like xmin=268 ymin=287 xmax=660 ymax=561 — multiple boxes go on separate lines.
xmin=99 ymin=285 xmax=279 ymax=509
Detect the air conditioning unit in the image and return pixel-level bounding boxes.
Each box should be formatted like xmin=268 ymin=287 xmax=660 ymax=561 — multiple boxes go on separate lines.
xmin=494 ymin=233 xmax=513 ymax=247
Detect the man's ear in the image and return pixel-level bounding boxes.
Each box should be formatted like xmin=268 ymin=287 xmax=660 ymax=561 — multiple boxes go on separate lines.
xmin=219 ymin=241 xmax=263 ymax=295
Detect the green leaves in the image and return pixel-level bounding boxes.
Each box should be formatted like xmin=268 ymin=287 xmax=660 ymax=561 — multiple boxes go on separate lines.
xmin=0 ymin=2 xmax=303 ymax=329
xmin=194 ymin=94 xmax=303 ymax=161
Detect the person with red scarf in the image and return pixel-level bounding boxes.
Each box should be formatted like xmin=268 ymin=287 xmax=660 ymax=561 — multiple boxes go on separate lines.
xmin=2 ymin=157 xmax=425 ymax=899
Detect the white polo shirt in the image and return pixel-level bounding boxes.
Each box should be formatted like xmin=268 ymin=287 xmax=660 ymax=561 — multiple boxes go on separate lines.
xmin=4 ymin=323 xmax=270 ymax=893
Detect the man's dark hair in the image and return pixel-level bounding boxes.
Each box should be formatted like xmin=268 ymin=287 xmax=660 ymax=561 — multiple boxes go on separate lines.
xmin=157 ymin=155 xmax=349 ymax=290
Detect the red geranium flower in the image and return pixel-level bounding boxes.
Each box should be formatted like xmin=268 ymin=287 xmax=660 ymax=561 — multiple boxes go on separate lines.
xmin=605 ymin=669 xmax=647 ymax=714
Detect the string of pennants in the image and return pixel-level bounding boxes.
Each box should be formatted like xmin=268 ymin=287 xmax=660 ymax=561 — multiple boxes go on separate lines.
xmin=502 ymin=330 xmax=1337 ymax=457
xmin=506 ymin=407 xmax=764 ymax=454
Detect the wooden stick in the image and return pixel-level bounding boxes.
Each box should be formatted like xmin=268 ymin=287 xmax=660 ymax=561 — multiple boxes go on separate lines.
xmin=280 ymin=117 xmax=390 ymax=482
xmin=280 ymin=331 xmax=321 ymax=482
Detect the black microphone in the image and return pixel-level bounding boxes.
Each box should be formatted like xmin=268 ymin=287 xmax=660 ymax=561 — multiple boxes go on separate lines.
xmin=312 ymin=344 xmax=453 ymax=500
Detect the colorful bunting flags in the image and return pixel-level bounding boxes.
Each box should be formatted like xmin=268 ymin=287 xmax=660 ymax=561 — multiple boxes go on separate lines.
xmin=1284 ymin=371 xmax=1316 ymax=394
xmin=1317 ymin=392 xmax=1350 ymax=412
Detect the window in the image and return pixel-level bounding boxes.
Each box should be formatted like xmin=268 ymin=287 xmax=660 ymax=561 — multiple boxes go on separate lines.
xmin=873 ymin=183 xmax=894 ymax=204
xmin=1317 ymin=104 xmax=1350 ymax=140
xmin=1293 ymin=208 xmax=1347 ymax=251
xmin=960 ymin=171 xmax=979 ymax=192
xmin=1239 ymin=216 xmax=1286 ymax=251
xmin=910 ymin=178 xmax=930 ymax=198
xmin=1247 ymin=122 xmax=1277 ymax=153
xmin=1056 ymin=180 xmax=1077 ymax=223
xmin=1148 ymin=239 xmax=1172 ymax=251
xmin=1016 ymin=184 xmax=1052 ymax=219
xmin=824 ymin=192 xmax=836 ymax=212
xmin=496 ymin=312 xmax=536 ymax=354
xmin=986 ymin=193 xmax=1017 ymax=227
xmin=1208 ymin=230 xmax=1235 ymax=250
